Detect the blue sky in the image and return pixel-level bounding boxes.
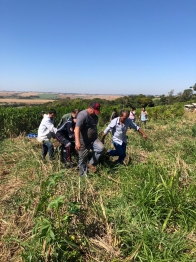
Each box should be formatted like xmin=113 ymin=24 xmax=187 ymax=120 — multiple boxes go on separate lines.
xmin=0 ymin=0 xmax=195 ymax=95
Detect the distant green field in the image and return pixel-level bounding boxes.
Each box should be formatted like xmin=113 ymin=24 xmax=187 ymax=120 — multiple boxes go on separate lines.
xmin=38 ymin=93 xmax=59 ymax=99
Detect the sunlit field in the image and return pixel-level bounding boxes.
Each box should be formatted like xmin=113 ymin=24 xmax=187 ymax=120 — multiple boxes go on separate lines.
xmin=0 ymin=111 xmax=195 ymax=261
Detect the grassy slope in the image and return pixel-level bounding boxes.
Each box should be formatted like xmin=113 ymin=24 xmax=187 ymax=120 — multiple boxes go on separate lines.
xmin=0 ymin=113 xmax=196 ymax=261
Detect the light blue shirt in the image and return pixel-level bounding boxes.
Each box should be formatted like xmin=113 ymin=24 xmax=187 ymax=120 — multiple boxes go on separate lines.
xmin=104 ymin=117 xmax=139 ymax=145
xmin=141 ymin=111 xmax=147 ymax=121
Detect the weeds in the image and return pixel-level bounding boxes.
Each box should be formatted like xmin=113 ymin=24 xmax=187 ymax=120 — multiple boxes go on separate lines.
xmin=0 ymin=113 xmax=196 ymax=261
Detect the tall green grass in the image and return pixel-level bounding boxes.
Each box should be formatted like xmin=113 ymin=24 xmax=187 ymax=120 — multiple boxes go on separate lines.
xmin=0 ymin=113 xmax=195 ymax=261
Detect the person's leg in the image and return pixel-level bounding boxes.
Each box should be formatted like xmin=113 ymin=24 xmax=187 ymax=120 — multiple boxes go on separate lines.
xmin=118 ymin=142 xmax=127 ymax=164
xmin=44 ymin=140 xmax=54 ymax=160
xmin=56 ymin=135 xmax=72 ymax=164
xmin=89 ymin=139 xmax=104 ymax=166
xmin=62 ymin=139 xmax=71 ymax=163
xmin=78 ymin=143 xmax=91 ymax=176
xmin=62 ymin=144 xmax=71 ymax=163
xmin=108 ymin=142 xmax=123 ymax=157
xmin=42 ymin=142 xmax=48 ymax=158
xmin=70 ymin=141 xmax=77 ymax=156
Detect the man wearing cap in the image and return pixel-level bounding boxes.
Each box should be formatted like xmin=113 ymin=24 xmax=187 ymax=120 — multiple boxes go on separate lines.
xmin=75 ymin=102 xmax=104 ymax=176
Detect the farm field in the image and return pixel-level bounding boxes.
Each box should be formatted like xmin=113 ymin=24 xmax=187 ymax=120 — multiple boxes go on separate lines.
xmin=0 ymin=98 xmax=55 ymax=104
xmin=0 ymin=91 xmax=123 ymax=104
xmin=0 ymin=109 xmax=196 ymax=262
xmin=59 ymin=93 xmax=123 ymax=100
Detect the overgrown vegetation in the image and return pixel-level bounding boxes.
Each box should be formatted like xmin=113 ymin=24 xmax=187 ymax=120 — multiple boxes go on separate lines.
xmin=0 ymin=111 xmax=196 ymax=261
xmin=0 ymin=96 xmax=187 ymax=139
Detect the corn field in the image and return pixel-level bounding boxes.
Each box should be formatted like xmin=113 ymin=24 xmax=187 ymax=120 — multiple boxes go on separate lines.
xmin=0 ymin=102 xmax=185 ymax=139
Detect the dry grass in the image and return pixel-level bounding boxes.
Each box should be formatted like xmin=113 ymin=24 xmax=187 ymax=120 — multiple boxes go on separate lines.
xmin=19 ymin=92 xmax=42 ymax=97
xmin=0 ymin=91 xmax=42 ymax=97
xmin=58 ymin=93 xmax=123 ymax=100
xmin=0 ymin=99 xmax=55 ymax=104
xmin=0 ymin=112 xmax=196 ymax=261
xmin=0 ymin=92 xmax=21 ymax=96
xmin=0 ymin=91 xmax=123 ymax=101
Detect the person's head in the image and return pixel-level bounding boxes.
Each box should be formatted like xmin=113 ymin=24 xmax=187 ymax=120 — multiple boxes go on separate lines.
xmin=71 ymin=109 xmax=78 ymax=122
xmin=131 ymin=107 xmax=135 ymax=111
xmin=40 ymin=110 xmax=45 ymax=117
xmin=88 ymin=102 xmax=101 ymax=115
xmin=142 ymin=107 xmax=145 ymax=111
xmin=113 ymin=108 xmax=117 ymax=112
xmin=119 ymin=110 xmax=129 ymax=123
xmin=48 ymin=109 xmax=56 ymax=119
xmin=74 ymin=108 xmax=79 ymax=114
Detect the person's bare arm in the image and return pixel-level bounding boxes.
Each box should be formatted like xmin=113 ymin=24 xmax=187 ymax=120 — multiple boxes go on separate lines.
xmin=138 ymin=128 xmax=147 ymax=139
xmin=74 ymin=126 xmax=81 ymax=150
xmin=101 ymin=133 xmax=107 ymax=144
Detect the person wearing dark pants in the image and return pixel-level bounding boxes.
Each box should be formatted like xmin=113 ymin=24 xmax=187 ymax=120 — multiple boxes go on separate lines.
xmin=56 ymin=136 xmax=72 ymax=166
xmin=111 ymin=141 xmax=127 ymax=164
xmin=101 ymin=110 xmax=147 ymax=165
xmin=55 ymin=110 xmax=77 ymax=167
xmin=37 ymin=109 xmax=57 ymax=160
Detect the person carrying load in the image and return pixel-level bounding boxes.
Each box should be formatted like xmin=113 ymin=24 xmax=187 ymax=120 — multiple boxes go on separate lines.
xmin=37 ymin=109 xmax=57 ymax=160
xmin=57 ymin=108 xmax=79 ymax=128
xmin=55 ymin=110 xmax=78 ymax=168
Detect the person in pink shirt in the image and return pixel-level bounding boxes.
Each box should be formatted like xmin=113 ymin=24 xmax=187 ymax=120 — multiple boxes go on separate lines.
xmin=129 ymin=107 xmax=136 ymax=123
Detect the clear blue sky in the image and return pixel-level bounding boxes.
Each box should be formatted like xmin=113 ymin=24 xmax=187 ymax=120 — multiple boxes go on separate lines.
xmin=0 ymin=0 xmax=195 ymax=95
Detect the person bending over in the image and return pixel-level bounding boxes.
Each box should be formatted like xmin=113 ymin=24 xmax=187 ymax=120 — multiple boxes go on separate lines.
xmin=55 ymin=110 xmax=77 ymax=168
xmin=37 ymin=109 xmax=57 ymax=160
xmin=101 ymin=110 xmax=147 ymax=165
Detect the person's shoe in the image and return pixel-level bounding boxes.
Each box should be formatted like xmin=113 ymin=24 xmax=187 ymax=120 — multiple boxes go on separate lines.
xmin=41 ymin=155 xmax=46 ymax=160
xmin=117 ymin=161 xmax=125 ymax=166
xmin=80 ymin=172 xmax=87 ymax=178
xmin=65 ymin=161 xmax=74 ymax=168
xmin=105 ymin=151 xmax=110 ymax=159
xmin=87 ymin=164 xmax=97 ymax=173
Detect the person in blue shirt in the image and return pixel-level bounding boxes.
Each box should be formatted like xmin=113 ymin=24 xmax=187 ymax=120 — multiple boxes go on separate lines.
xmin=139 ymin=107 xmax=148 ymax=126
xmin=101 ymin=110 xmax=147 ymax=164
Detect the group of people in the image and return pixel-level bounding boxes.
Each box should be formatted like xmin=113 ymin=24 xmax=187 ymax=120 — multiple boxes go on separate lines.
xmin=110 ymin=107 xmax=148 ymax=126
xmin=37 ymin=103 xmax=148 ymax=177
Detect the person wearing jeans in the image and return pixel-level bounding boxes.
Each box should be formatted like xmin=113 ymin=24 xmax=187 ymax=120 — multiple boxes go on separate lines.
xmin=37 ymin=109 xmax=57 ymax=160
xmin=111 ymin=141 xmax=127 ymax=164
xmin=101 ymin=110 xmax=147 ymax=165
xmin=42 ymin=140 xmax=54 ymax=160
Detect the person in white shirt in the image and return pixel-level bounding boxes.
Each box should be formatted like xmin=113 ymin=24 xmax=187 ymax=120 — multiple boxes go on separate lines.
xmin=101 ymin=110 xmax=147 ymax=164
xmin=37 ymin=109 xmax=57 ymax=160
